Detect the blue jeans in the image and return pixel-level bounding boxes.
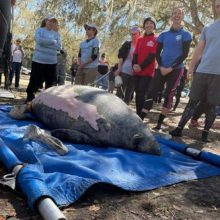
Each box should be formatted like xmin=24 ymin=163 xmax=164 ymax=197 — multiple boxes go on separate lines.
xmin=56 ymin=64 xmax=66 ymax=85
xmin=10 ymin=62 xmax=22 ymax=87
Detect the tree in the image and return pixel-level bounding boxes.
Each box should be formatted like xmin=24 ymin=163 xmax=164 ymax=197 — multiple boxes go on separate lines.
xmin=13 ymin=0 xmax=217 ymax=64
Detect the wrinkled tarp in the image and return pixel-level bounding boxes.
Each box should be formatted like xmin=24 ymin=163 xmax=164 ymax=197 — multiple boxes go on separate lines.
xmin=0 ymin=105 xmax=220 ymax=209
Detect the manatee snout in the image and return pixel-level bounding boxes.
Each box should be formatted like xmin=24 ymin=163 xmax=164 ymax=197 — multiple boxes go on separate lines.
xmin=133 ymin=134 xmax=161 ymax=155
xmin=145 ymin=140 xmax=161 ymax=155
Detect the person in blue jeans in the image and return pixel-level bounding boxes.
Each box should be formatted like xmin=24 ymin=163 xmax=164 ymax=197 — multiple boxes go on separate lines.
xmin=10 ymin=38 xmax=24 ymax=89
xmin=96 ymin=53 xmax=109 ymax=90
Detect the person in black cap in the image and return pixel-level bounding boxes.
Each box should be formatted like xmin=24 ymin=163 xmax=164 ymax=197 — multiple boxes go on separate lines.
xmin=75 ymin=24 xmax=100 ymax=85
xmin=132 ymin=17 xmax=157 ymax=118
xmin=141 ymin=7 xmax=192 ymax=130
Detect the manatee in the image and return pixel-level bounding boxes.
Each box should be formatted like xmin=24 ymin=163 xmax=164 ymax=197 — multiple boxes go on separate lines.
xmin=12 ymin=85 xmax=161 ymax=155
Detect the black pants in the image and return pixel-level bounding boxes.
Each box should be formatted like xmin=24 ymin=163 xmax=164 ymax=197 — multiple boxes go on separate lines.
xmin=134 ymin=75 xmax=152 ymax=117
xmin=0 ymin=1 xmax=11 ymax=56
xmin=147 ymin=68 xmax=184 ymax=110
xmin=26 ymin=61 xmax=56 ymax=101
xmin=116 ymin=73 xmax=135 ymax=104
xmin=191 ymin=98 xmax=208 ymax=121
xmin=173 ymin=76 xmax=186 ymax=110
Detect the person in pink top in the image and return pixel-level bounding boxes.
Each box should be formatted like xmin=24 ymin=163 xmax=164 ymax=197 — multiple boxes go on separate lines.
xmin=115 ymin=26 xmax=141 ymax=104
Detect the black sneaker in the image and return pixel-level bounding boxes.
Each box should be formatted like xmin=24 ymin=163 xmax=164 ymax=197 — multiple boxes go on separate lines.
xmin=169 ymin=127 xmax=183 ymax=137
xmin=152 ymin=124 xmax=162 ymax=131
xmin=201 ymin=131 xmax=210 ymax=142
xmin=25 ymin=96 xmax=34 ymax=103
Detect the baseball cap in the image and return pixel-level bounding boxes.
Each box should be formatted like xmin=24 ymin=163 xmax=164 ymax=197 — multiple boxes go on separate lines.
xmin=143 ymin=17 xmax=157 ymax=29
xmin=84 ymin=23 xmax=97 ymax=30
xmin=131 ymin=26 xmax=141 ymax=34
xmin=45 ymin=15 xmax=56 ymax=20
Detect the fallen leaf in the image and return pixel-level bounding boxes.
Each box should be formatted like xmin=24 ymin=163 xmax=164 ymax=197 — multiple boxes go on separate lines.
xmin=172 ymin=204 xmax=182 ymax=211
xmin=152 ymin=192 xmax=160 ymax=196
xmin=195 ymin=210 xmax=204 ymax=213
xmin=89 ymin=204 xmax=100 ymax=212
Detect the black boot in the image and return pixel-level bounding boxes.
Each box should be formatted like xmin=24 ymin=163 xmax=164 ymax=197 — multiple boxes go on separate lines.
xmin=153 ymin=114 xmax=166 ymax=130
xmin=153 ymin=124 xmax=162 ymax=130
xmin=201 ymin=130 xmax=210 ymax=142
xmin=169 ymin=127 xmax=183 ymax=137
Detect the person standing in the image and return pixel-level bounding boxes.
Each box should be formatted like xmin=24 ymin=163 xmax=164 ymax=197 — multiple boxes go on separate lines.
xmin=96 ymin=53 xmax=109 ymax=90
xmin=9 ymin=38 xmax=24 ymax=89
xmin=141 ymin=7 xmax=192 ymax=129
xmin=56 ymin=48 xmax=67 ymax=85
xmin=25 ymin=16 xmax=61 ymax=102
xmin=132 ymin=17 xmax=157 ymax=118
xmin=70 ymin=57 xmax=78 ymax=84
xmin=170 ymin=0 xmax=220 ymax=142
xmin=115 ymin=26 xmax=141 ymax=104
xmin=0 ymin=0 xmax=16 ymax=58
xmin=172 ymin=67 xmax=188 ymax=111
xmin=75 ymin=24 xmax=100 ymax=85
xmin=0 ymin=0 xmax=16 ymax=88
xmin=52 ymin=19 xmax=66 ymax=85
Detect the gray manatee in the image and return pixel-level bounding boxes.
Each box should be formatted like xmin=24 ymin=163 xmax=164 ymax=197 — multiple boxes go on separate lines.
xmin=31 ymin=85 xmax=161 ymax=155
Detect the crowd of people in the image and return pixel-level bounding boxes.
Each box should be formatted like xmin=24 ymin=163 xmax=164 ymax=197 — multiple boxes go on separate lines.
xmin=1 ymin=0 xmax=220 ymax=143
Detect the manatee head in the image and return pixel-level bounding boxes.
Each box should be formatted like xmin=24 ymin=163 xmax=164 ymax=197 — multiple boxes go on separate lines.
xmin=133 ymin=133 xmax=161 ymax=156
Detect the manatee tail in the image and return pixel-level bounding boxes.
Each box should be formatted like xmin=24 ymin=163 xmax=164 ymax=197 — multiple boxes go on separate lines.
xmin=9 ymin=104 xmax=35 ymax=120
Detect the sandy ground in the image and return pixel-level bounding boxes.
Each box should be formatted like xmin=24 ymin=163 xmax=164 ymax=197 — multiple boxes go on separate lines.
xmin=0 ymin=73 xmax=220 ymax=220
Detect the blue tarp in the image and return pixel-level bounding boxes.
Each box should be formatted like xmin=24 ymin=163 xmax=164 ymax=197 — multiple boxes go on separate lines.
xmin=0 ymin=105 xmax=220 ymax=209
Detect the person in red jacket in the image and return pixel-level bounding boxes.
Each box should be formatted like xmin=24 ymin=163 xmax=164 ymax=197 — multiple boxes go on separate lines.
xmin=132 ymin=17 xmax=157 ymax=119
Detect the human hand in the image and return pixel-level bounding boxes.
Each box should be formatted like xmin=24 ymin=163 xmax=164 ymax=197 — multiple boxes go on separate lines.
xmin=160 ymin=67 xmax=173 ymax=76
xmin=114 ymin=69 xmax=120 ymax=76
xmin=78 ymin=63 xmax=85 ymax=69
xmin=133 ymin=64 xmax=142 ymax=72
xmin=11 ymin=0 xmax=16 ymax=5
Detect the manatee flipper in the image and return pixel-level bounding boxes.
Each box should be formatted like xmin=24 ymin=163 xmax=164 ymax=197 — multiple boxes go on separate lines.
xmin=23 ymin=125 xmax=68 ymax=155
xmin=9 ymin=104 xmax=36 ymax=120
xmin=51 ymin=129 xmax=97 ymax=145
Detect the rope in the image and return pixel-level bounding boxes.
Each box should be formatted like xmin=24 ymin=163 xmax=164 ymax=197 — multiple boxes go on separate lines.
xmin=88 ymin=71 xmax=110 ymax=87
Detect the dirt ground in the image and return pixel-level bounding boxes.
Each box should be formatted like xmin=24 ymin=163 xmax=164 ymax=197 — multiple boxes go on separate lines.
xmin=0 ymin=74 xmax=220 ymax=220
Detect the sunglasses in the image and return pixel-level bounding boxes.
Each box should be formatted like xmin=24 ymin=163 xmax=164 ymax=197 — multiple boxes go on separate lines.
xmin=16 ymin=41 xmax=21 ymax=43
xmin=86 ymin=27 xmax=93 ymax=30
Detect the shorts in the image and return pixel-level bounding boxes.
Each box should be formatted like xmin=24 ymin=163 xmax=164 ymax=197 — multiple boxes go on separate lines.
xmin=189 ymin=72 xmax=220 ymax=105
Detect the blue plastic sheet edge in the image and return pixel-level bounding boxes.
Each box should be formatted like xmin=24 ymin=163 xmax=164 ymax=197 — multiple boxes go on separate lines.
xmin=0 ymin=104 xmax=220 ymax=210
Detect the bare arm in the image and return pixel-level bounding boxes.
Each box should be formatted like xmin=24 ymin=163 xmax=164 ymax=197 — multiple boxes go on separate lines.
xmin=188 ymin=40 xmax=206 ymax=75
xmin=11 ymin=0 xmax=16 ymax=5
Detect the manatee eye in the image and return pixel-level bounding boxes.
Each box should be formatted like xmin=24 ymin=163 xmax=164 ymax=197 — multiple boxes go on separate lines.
xmin=133 ymin=133 xmax=144 ymax=146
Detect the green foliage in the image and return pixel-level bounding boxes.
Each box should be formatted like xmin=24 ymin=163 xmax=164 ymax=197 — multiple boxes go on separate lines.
xmin=13 ymin=0 xmax=217 ymax=65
